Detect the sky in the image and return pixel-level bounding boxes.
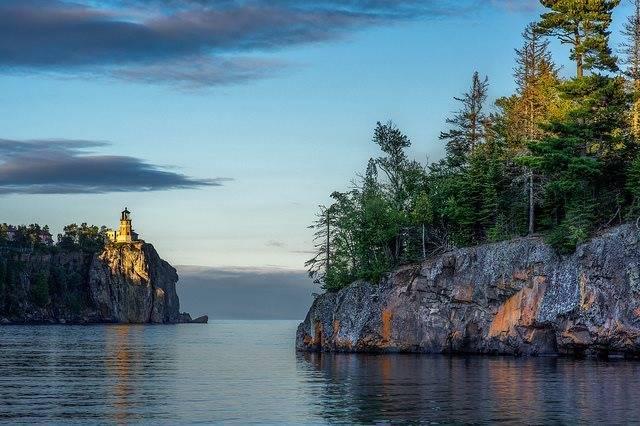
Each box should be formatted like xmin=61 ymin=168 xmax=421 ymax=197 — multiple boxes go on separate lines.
xmin=1 ymin=0 xmax=637 ymax=274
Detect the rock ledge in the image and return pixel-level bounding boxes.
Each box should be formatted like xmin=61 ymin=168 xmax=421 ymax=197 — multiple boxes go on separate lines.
xmin=297 ymin=224 xmax=640 ymax=357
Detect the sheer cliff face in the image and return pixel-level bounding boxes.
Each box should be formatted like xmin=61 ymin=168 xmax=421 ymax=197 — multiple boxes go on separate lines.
xmin=0 ymin=242 xmax=182 ymax=324
xmin=89 ymin=242 xmax=180 ymax=324
xmin=297 ymin=224 xmax=640 ymax=357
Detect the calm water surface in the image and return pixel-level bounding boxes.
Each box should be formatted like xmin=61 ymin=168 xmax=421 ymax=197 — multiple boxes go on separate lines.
xmin=0 ymin=321 xmax=638 ymax=424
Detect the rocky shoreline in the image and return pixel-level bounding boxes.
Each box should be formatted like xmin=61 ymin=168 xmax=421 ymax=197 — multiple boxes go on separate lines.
xmin=297 ymin=224 xmax=640 ymax=358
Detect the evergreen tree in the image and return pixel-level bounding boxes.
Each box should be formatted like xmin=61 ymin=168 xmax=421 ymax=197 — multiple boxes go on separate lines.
xmin=622 ymin=0 xmax=640 ymax=81
xmin=626 ymin=153 xmax=640 ymax=218
xmin=510 ymin=23 xmax=562 ymax=145
xmin=304 ymin=0 xmax=640 ymax=292
xmin=521 ymin=75 xmax=630 ymax=251
xmin=622 ymin=0 xmax=640 ymax=139
xmin=373 ymin=121 xmax=411 ymax=209
xmin=439 ymin=72 xmax=490 ymax=168
xmin=537 ymin=0 xmax=620 ymax=77
xmin=498 ymin=23 xmax=564 ymax=234
xmin=31 ymin=272 xmax=49 ymax=308
xmin=410 ymin=191 xmax=433 ymax=260
xmin=306 ymin=123 xmax=427 ymax=290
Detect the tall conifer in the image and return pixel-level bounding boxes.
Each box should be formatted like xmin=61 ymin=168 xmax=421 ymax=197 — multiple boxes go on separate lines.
xmin=622 ymin=0 xmax=640 ymax=139
xmin=537 ymin=0 xmax=620 ymax=77
xmin=440 ymin=72 xmax=490 ymax=168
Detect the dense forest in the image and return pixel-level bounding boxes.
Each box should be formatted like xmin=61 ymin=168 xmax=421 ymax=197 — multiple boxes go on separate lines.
xmin=0 ymin=223 xmax=108 ymax=252
xmin=307 ymin=0 xmax=640 ymax=291
xmin=0 ymin=223 xmax=108 ymax=313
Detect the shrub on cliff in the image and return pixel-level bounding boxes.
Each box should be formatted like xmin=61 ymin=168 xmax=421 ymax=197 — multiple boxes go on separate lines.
xmin=57 ymin=223 xmax=108 ymax=252
xmin=31 ymin=272 xmax=49 ymax=308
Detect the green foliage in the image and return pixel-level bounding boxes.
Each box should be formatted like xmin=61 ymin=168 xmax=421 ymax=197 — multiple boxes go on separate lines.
xmin=626 ymin=154 xmax=640 ymax=217
xmin=2 ymin=259 xmax=21 ymax=315
xmin=0 ymin=260 xmax=6 ymax=296
xmin=537 ymin=0 xmax=620 ymax=76
xmin=518 ymin=75 xmax=630 ymax=250
xmin=57 ymin=223 xmax=108 ymax=252
xmin=487 ymin=214 xmax=513 ymax=243
xmin=31 ymin=272 xmax=49 ymax=308
xmin=307 ymin=1 xmax=640 ymax=291
xmin=439 ymin=72 xmax=490 ymax=169
xmin=306 ymin=123 xmax=420 ymax=291
xmin=1 ymin=221 xmax=108 ymax=255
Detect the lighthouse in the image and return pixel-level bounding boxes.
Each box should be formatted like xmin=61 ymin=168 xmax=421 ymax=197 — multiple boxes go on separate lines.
xmin=107 ymin=208 xmax=139 ymax=243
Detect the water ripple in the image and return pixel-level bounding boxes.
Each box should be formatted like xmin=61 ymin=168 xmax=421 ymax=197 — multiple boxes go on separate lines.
xmin=0 ymin=322 xmax=637 ymax=423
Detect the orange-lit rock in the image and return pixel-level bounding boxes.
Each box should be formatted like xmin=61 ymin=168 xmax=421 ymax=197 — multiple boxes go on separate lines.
xmin=296 ymin=224 xmax=640 ymax=357
xmin=0 ymin=241 xmax=195 ymax=324
xmin=489 ymin=280 xmax=547 ymax=338
xmin=381 ymin=310 xmax=393 ymax=344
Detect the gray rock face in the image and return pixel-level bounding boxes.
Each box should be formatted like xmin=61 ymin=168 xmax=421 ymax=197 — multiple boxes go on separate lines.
xmin=0 ymin=241 xmax=195 ymax=324
xmin=88 ymin=242 xmax=181 ymax=323
xmin=297 ymin=224 xmax=640 ymax=357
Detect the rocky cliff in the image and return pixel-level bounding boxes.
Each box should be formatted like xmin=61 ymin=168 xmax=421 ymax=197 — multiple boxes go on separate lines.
xmin=297 ymin=224 xmax=640 ymax=358
xmin=0 ymin=241 xmax=202 ymax=324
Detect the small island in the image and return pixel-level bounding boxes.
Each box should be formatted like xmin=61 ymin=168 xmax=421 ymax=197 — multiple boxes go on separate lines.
xmin=0 ymin=208 xmax=206 ymax=324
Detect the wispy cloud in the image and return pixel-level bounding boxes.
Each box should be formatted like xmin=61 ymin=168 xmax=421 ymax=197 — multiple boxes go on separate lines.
xmin=266 ymin=240 xmax=287 ymax=248
xmin=0 ymin=139 xmax=225 ymax=194
xmin=0 ymin=0 xmax=518 ymax=87
xmin=111 ymin=56 xmax=289 ymax=89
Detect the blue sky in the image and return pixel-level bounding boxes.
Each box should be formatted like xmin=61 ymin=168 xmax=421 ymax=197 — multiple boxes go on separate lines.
xmin=0 ymin=0 xmax=636 ymax=269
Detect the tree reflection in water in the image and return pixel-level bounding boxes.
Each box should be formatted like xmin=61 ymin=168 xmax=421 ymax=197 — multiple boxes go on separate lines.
xmin=0 ymin=323 xmax=638 ymax=423
xmin=297 ymin=352 xmax=640 ymax=424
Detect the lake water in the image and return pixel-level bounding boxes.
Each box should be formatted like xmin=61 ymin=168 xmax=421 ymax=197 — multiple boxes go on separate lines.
xmin=0 ymin=321 xmax=639 ymax=424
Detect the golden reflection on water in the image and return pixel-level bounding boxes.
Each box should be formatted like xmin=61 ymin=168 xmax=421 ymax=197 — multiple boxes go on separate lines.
xmin=486 ymin=358 xmax=539 ymax=421
xmin=1 ymin=323 xmax=639 ymax=423
xmin=105 ymin=325 xmax=137 ymax=425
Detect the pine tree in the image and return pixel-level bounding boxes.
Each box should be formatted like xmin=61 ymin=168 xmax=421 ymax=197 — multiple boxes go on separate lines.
xmin=622 ymin=0 xmax=640 ymax=81
xmin=305 ymin=192 xmax=360 ymax=291
xmin=440 ymin=72 xmax=490 ymax=168
xmin=500 ymin=23 xmax=564 ymax=234
xmin=513 ymin=24 xmax=560 ymax=143
xmin=537 ymin=0 xmax=620 ymax=77
xmin=622 ymin=0 xmax=640 ymax=139
xmin=521 ymin=74 xmax=630 ymax=251
xmin=626 ymin=153 xmax=640 ymax=217
xmin=373 ymin=121 xmax=411 ymax=209
xmin=410 ymin=191 xmax=433 ymax=260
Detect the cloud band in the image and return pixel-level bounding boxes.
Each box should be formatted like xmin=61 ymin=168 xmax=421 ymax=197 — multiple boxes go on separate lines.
xmin=0 ymin=139 xmax=225 ymax=194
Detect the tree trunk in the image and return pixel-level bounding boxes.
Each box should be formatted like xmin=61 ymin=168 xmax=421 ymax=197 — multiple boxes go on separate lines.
xmin=575 ymin=30 xmax=583 ymax=78
xmin=633 ymin=80 xmax=640 ymax=140
xmin=576 ymin=50 xmax=583 ymax=78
